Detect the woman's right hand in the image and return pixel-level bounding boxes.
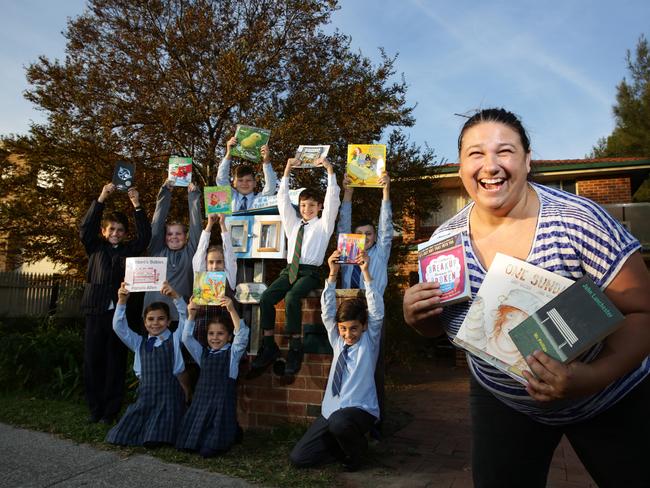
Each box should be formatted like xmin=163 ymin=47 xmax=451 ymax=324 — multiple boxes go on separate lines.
xmin=403 ymin=282 xmax=444 ymax=336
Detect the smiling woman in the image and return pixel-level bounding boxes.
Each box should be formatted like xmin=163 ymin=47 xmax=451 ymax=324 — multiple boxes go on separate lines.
xmin=403 ymin=108 xmax=650 ymax=488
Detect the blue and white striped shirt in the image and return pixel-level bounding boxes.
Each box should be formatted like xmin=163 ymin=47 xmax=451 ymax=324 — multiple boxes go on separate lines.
xmin=436 ymin=182 xmax=649 ymax=425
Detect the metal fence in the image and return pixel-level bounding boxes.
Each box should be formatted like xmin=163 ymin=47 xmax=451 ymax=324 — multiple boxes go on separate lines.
xmin=0 ymin=272 xmax=83 ymax=318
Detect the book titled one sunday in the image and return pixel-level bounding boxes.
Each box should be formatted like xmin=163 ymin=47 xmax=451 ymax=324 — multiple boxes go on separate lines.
xmin=204 ymin=186 xmax=232 ymax=215
xmin=231 ymin=124 xmax=271 ymax=163
xmin=294 ymin=145 xmax=330 ymax=168
xmin=336 ymin=233 xmax=366 ymax=264
xmin=193 ymin=271 xmax=227 ymax=305
xmin=112 ymin=161 xmax=135 ymax=191
xmin=417 ymin=231 xmax=471 ymax=306
xmin=346 ymin=144 xmax=386 ymax=188
xmin=453 ymin=253 xmax=573 ymax=384
xmin=168 ymin=156 xmax=193 ymax=187
xmin=124 ymin=257 xmax=167 ymax=292
xmin=509 ymin=275 xmax=624 ymax=364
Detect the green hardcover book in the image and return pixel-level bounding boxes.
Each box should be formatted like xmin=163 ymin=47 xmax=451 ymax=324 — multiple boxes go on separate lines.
xmin=204 ymin=185 xmax=232 ymax=215
xmin=508 ymin=275 xmax=624 ymax=363
xmin=231 ymin=124 xmax=271 ymax=163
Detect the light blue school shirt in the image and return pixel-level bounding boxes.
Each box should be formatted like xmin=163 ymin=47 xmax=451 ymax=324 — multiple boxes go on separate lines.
xmin=215 ymin=157 xmax=278 ymax=211
xmin=320 ymin=279 xmax=384 ymax=420
xmin=337 ymin=200 xmax=393 ymax=295
xmin=112 ymin=299 xmax=187 ymax=378
xmin=182 ymin=318 xmax=250 ymax=379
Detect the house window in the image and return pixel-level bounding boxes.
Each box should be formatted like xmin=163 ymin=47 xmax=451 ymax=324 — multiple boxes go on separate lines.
xmin=545 ymin=180 xmax=576 ymax=194
xmin=417 ymin=190 xmax=470 ymax=238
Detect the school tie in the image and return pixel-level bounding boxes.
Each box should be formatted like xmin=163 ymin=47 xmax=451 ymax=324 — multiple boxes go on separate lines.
xmin=331 ymin=344 xmax=350 ymax=397
xmin=350 ymin=265 xmax=362 ymax=289
xmin=240 ymin=195 xmax=248 ymax=211
xmin=145 ymin=336 xmax=157 ymax=352
xmin=288 ymin=221 xmax=307 ymax=284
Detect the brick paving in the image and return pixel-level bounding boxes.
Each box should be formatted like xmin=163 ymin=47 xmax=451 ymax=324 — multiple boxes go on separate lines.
xmin=338 ymin=361 xmax=597 ymax=488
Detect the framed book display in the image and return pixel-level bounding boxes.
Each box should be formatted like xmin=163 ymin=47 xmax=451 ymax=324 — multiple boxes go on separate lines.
xmin=251 ymin=216 xmax=286 ymax=259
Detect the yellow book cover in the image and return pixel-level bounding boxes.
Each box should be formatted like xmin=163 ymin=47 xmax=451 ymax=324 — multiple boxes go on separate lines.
xmin=346 ymin=144 xmax=386 ymax=188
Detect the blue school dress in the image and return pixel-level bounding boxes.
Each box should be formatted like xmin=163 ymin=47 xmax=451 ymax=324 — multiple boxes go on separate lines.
xmin=175 ymin=348 xmax=237 ymax=451
xmin=106 ymin=336 xmax=185 ymax=445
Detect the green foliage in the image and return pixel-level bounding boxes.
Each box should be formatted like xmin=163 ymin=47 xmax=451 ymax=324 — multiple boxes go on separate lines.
xmin=0 ymin=317 xmax=84 ymax=399
xmin=0 ymin=0 xmax=441 ymax=274
xmin=592 ymin=34 xmax=650 ymax=158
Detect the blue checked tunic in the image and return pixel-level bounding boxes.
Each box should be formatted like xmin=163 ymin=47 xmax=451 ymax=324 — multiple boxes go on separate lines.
xmin=436 ymin=183 xmax=648 ymax=425
xmin=106 ymin=336 xmax=185 ymax=445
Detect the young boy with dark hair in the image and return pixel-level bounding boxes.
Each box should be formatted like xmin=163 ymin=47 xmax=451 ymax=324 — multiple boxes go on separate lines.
xmin=216 ymin=136 xmax=278 ymax=212
xmin=290 ymin=250 xmax=383 ymax=471
xmin=253 ymin=157 xmax=340 ymax=376
xmin=80 ymin=182 xmax=151 ymax=424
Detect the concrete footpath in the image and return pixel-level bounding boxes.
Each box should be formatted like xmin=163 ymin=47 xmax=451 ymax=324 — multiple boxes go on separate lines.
xmin=0 ymin=423 xmax=254 ymax=488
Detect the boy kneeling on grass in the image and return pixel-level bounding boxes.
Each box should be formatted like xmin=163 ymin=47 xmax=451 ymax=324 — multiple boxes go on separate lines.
xmin=290 ymin=250 xmax=383 ymax=472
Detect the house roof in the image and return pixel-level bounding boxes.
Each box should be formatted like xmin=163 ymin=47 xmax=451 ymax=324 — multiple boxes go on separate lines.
xmin=434 ymin=157 xmax=650 ymax=175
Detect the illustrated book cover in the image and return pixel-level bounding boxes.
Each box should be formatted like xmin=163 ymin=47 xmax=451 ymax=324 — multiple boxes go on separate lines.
xmin=346 ymin=144 xmax=386 ymax=188
xmin=509 ymin=275 xmax=624 ymax=364
xmin=168 ymin=156 xmax=192 ymax=187
xmin=231 ymin=124 xmax=271 ymax=163
xmin=235 ymin=283 xmax=268 ymax=304
xmin=124 ymin=257 xmax=167 ymax=292
xmin=112 ymin=161 xmax=135 ymax=191
xmin=294 ymin=145 xmax=330 ymax=168
xmin=204 ymin=185 xmax=232 ymax=215
xmin=193 ymin=271 xmax=227 ymax=305
xmin=453 ymin=253 xmax=573 ymax=383
xmin=417 ymin=231 xmax=471 ymax=306
xmin=336 ymin=233 xmax=366 ymax=264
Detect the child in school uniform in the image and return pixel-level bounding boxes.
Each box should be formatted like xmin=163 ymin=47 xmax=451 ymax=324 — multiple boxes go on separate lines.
xmin=143 ymin=179 xmax=202 ymax=322
xmin=191 ymin=213 xmax=237 ymax=291
xmin=216 ymin=136 xmax=278 ymax=212
xmin=254 ymin=157 xmax=341 ymax=376
xmin=106 ymin=281 xmax=187 ymax=447
xmin=176 ymin=296 xmax=249 ymax=457
xmin=290 ymin=250 xmax=383 ymax=471
xmin=80 ymin=182 xmax=151 ymax=424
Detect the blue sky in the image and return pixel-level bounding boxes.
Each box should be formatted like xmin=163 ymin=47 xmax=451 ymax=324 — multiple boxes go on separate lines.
xmin=1 ymin=0 xmax=649 ymax=163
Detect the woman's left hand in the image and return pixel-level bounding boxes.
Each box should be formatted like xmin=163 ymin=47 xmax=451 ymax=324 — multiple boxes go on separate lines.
xmin=523 ymin=351 xmax=601 ymax=401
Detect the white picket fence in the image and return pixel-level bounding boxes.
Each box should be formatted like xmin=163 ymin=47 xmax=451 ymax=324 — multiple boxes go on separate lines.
xmin=0 ymin=272 xmax=83 ymax=318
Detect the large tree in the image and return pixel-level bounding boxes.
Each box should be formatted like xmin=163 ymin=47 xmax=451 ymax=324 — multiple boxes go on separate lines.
xmin=0 ymin=0 xmax=440 ymax=273
xmin=592 ymin=34 xmax=650 ymax=158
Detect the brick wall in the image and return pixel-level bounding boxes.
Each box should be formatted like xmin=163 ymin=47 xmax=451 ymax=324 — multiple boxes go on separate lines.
xmin=577 ymin=177 xmax=632 ymax=204
xmin=238 ymin=291 xmax=364 ymax=429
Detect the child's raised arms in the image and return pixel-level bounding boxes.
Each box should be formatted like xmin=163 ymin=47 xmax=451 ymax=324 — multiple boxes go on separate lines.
xmin=356 ymin=250 xmax=372 ymax=283
xmin=117 ymin=282 xmax=130 ymax=305
xmin=98 ymin=183 xmax=116 ymax=203
xmin=217 ymin=295 xmax=241 ymax=334
xmin=327 ymin=250 xmax=342 ymax=283
xmin=161 ymin=281 xmax=180 ymax=299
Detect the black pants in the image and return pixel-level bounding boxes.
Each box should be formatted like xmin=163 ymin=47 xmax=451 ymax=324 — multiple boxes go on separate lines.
xmin=470 ymin=375 xmax=650 ymax=488
xmin=290 ymin=407 xmax=376 ymax=467
xmin=83 ymin=312 xmax=128 ymax=419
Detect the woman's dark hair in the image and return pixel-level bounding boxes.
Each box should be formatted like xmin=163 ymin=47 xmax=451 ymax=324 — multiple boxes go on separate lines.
xmin=335 ymin=298 xmax=368 ymax=325
xmin=457 ymin=108 xmax=531 ymax=155
xmin=207 ymin=313 xmax=235 ymax=337
xmin=143 ymin=301 xmax=170 ymax=320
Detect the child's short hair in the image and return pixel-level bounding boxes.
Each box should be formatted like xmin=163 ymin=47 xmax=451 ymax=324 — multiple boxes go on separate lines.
xmin=166 ymin=220 xmax=187 ymax=233
xmin=144 ymin=301 xmax=170 ymax=320
xmin=102 ymin=211 xmax=129 ymax=232
xmin=299 ymin=188 xmax=323 ymax=205
xmin=207 ymin=244 xmax=224 ymax=255
xmin=354 ymin=219 xmax=376 ymax=232
xmin=335 ymin=298 xmax=367 ymax=325
xmin=233 ymin=165 xmax=255 ymax=179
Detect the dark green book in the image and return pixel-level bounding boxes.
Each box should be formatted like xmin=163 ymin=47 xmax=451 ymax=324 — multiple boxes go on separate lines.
xmin=508 ymin=275 xmax=624 ymax=363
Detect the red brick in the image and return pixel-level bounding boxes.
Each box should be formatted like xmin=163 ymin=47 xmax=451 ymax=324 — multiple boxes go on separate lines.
xmin=273 ymin=375 xmax=306 ymax=389
xmin=273 ymin=402 xmax=307 ymax=417
xmin=256 ymin=414 xmax=290 ymax=427
xmin=301 ymin=363 xmax=327 ymax=378
xmin=288 ymin=388 xmax=323 ymax=404
xmin=305 ymin=376 xmax=328 ymax=390
xmin=249 ymin=400 xmax=275 ymax=414
xmin=304 ymin=353 xmax=332 ymax=364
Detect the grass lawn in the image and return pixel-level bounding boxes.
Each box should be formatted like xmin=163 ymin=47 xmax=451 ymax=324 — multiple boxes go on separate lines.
xmin=0 ymin=392 xmax=337 ymax=487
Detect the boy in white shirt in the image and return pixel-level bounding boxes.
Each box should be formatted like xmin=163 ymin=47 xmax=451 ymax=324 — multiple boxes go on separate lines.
xmin=253 ymin=157 xmax=340 ymax=376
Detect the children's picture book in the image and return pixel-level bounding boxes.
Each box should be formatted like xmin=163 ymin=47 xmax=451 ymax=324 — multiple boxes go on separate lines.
xmin=294 ymin=145 xmax=330 ymax=168
xmin=336 ymin=233 xmax=366 ymax=264
xmin=193 ymin=271 xmax=227 ymax=305
xmin=453 ymin=253 xmax=573 ymax=384
xmin=509 ymin=275 xmax=624 ymax=364
xmin=112 ymin=161 xmax=135 ymax=191
xmin=231 ymin=124 xmax=271 ymax=163
xmin=417 ymin=231 xmax=471 ymax=306
xmin=346 ymin=144 xmax=386 ymax=188
xmin=235 ymin=283 xmax=268 ymax=304
xmin=204 ymin=186 xmax=232 ymax=215
xmin=124 ymin=257 xmax=167 ymax=292
xmin=168 ymin=156 xmax=193 ymax=187
xmin=250 ymin=188 xmax=304 ymax=210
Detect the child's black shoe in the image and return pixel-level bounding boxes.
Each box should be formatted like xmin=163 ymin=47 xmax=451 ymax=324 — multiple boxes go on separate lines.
xmin=250 ymin=342 xmax=280 ymax=371
xmin=284 ymin=339 xmax=304 ymax=376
